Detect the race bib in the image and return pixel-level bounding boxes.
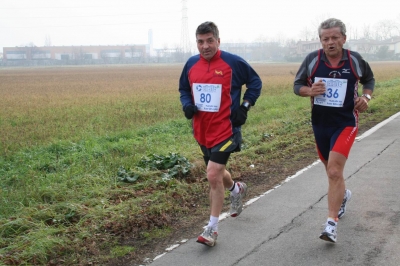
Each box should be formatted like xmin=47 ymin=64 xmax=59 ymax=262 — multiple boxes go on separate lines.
xmin=313 ymin=77 xmax=348 ymax=107
xmin=192 ymin=83 xmax=222 ymax=112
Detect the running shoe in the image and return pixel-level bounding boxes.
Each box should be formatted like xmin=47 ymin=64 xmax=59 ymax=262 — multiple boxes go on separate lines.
xmin=338 ymin=189 xmax=352 ymax=219
xmin=229 ymin=182 xmax=248 ymax=217
xmin=196 ymin=227 xmax=218 ymax=247
xmin=319 ymin=220 xmax=337 ymax=243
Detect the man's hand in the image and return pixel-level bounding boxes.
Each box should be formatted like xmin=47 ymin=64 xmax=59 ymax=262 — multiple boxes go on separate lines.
xmin=183 ymin=104 xmax=198 ymax=119
xmin=231 ymin=105 xmax=248 ymax=127
xmin=307 ymin=79 xmax=327 ymax=96
xmin=354 ymin=96 xmax=369 ymax=112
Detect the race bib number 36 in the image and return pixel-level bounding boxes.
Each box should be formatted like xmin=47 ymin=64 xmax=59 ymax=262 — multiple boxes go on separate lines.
xmin=313 ymin=77 xmax=348 ymax=107
xmin=192 ymin=83 xmax=222 ymax=112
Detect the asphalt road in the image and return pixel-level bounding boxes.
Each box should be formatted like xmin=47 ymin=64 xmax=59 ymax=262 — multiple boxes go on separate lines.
xmin=149 ymin=112 xmax=400 ymax=266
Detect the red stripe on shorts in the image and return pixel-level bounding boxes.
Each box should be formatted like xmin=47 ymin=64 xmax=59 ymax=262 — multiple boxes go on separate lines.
xmin=332 ymin=126 xmax=358 ymax=158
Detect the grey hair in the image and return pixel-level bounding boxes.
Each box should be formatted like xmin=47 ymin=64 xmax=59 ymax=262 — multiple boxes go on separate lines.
xmin=318 ymin=18 xmax=346 ymax=37
xmin=196 ymin=21 xmax=219 ymax=39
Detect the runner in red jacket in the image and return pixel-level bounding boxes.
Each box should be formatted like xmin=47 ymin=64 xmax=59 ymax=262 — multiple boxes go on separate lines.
xmin=179 ymin=21 xmax=262 ymax=247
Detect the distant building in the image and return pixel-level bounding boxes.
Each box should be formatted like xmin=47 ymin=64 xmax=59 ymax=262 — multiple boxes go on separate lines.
xmin=2 ymin=36 xmax=399 ymax=66
xmin=2 ymin=45 xmax=148 ymax=64
xmin=286 ymin=39 xmax=321 ymax=61
xmin=288 ymin=36 xmax=400 ymax=61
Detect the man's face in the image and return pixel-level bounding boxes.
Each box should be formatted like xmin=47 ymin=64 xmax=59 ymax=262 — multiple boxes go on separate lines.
xmin=196 ymin=32 xmax=220 ymax=61
xmin=320 ymin=27 xmax=346 ymax=58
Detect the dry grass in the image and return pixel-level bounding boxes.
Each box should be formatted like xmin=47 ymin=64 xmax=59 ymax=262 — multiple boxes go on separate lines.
xmin=0 ymin=65 xmax=181 ymax=155
xmin=1 ymin=62 xmax=399 ymax=156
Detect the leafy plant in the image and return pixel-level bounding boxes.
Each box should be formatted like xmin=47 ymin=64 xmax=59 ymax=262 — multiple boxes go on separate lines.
xmin=117 ymin=166 xmax=141 ymax=183
xmin=138 ymin=152 xmax=190 ymax=171
xmin=117 ymin=153 xmax=193 ymax=184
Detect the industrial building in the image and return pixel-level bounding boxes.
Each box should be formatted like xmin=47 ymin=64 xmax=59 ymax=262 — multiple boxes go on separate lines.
xmin=3 ymin=44 xmax=148 ymax=63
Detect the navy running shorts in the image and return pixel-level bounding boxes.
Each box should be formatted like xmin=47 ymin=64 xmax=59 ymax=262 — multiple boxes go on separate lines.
xmin=312 ymin=125 xmax=358 ymax=161
xmin=199 ymin=131 xmax=242 ymax=165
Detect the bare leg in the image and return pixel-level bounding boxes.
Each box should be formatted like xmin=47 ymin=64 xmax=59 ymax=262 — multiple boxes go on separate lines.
xmin=322 ymin=151 xmax=346 ymax=219
xmin=207 ymin=161 xmax=233 ymax=217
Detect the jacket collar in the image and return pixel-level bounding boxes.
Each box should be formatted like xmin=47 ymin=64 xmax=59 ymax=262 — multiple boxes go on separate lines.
xmin=200 ymin=49 xmax=221 ymax=62
xmin=321 ymin=48 xmax=348 ymax=63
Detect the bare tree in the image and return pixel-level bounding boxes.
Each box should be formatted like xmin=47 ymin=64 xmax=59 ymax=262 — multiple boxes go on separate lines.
xmin=254 ymin=35 xmax=270 ymax=43
xmin=358 ymin=40 xmax=374 ymax=56
xmin=374 ymin=19 xmax=396 ymax=40
xmin=361 ymin=24 xmax=373 ymax=40
xmin=394 ymin=14 xmax=400 ymax=36
xmin=310 ymin=13 xmax=333 ymax=30
xmin=347 ymin=25 xmax=358 ymax=40
xmin=299 ymin=26 xmax=314 ymax=41
xmin=44 ymin=35 xmax=52 ymax=47
xmin=272 ymin=33 xmax=287 ymax=46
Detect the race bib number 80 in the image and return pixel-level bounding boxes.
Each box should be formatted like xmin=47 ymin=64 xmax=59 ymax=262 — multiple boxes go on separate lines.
xmin=313 ymin=77 xmax=348 ymax=107
xmin=192 ymin=83 xmax=222 ymax=112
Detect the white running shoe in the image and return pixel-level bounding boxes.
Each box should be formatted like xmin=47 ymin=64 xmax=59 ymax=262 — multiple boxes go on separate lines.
xmin=229 ymin=182 xmax=248 ymax=217
xmin=338 ymin=189 xmax=352 ymax=219
xmin=196 ymin=227 xmax=218 ymax=247
xmin=319 ymin=220 xmax=337 ymax=243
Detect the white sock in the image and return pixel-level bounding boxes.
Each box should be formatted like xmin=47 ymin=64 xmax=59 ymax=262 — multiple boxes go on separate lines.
xmin=230 ymin=182 xmax=240 ymax=196
xmin=327 ymin=217 xmax=337 ymax=225
xmin=207 ymin=216 xmax=219 ymax=232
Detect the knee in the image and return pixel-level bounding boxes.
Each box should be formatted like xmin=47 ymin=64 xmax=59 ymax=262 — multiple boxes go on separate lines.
xmin=207 ymin=168 xmax=223 ymax=187
xmin=326 ymin=166 xmax=342 ymax=180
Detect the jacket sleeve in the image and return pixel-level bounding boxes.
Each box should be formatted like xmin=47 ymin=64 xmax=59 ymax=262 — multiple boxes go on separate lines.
xmin=349 ymin=51 xmax=375 ymax=91
xmin=293 ymin=59 xmax=309 ymax=95
xmin=293 ymin=51 xmax=319 ymax=95
xmin=239 ymin=59 xmax=262 ymax=106
xmin=179 ymin=62 xmax=193 ymax=109
xmin=360 ymin=60 xmax=375 ymax=91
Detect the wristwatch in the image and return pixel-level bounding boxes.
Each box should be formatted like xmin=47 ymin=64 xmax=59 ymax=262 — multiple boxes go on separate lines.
xmin=362 ymin=94 xmax=371 ymax=101
xmin=241 ymin=101 xmax=251 ymax=111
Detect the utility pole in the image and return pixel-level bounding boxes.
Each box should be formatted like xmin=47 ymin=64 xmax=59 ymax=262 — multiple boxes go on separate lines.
xmin=180 ymin=0 xmax=190 ymax=55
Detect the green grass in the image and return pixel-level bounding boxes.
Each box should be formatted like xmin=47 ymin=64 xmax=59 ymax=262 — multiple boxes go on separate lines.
xmin=1 ymin=65 xmax=400 ymax=265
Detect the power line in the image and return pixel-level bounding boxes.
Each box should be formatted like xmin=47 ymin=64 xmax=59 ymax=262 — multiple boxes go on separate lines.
xmin=180 ymin=0 xmax=190 ymax=53
xmin=0 ymin=6 xmax=156 ymax=9
xmin=0 ymin=19 xmax=181 ymax=29
xmin=2 ymin=11 xmax=180 ymax=19
xmin=0 ymin=0 xmax=182 ymax=10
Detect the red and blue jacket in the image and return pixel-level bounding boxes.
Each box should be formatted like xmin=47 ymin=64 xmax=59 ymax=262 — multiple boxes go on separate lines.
xmin=179 ymin=50 xmax=262 ymax=148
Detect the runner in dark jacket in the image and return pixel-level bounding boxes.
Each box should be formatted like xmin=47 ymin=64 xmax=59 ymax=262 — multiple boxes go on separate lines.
xmin=293 ymin=18 xmax=375 ymax=243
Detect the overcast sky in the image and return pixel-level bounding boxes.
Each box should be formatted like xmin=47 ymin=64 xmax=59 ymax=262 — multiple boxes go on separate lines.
xmin=1 ymin=0 xmax=399 ymax=51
